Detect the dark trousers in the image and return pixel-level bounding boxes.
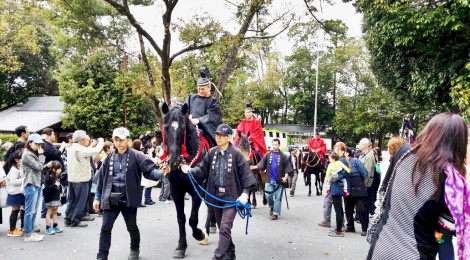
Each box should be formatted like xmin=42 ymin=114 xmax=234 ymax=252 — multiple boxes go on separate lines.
xmin=97 ymin=205 xmax=140 ymax=259
xmin=345 ymin=196 xmax=368 ymax=232
xmin=84 ymin=180 xmax=93 ymax=215
xmin=65 ymin=182 xmax=89 ymax=226
xmin=144 ymin=187 xmax=152 ymax=202
xmin=332 ymin=195 xmax=344 ymax=232
xmin=213 ymin=205 xmax=237 ymax=260
xmin=366 ymin=187 xmax=375 ymax=215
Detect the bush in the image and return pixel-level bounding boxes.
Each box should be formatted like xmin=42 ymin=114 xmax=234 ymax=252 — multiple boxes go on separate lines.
xmin=0 ymin=133 xmax=18 ymax=156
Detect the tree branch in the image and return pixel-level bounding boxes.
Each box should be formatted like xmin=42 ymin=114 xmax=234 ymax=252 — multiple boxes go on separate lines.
xmin=103 ymin=0 xmax=163 ymax=57
xmin=169 ymin=42 xmax=215 ymax=64
xmin=224 ymin=0 xmax=240 ymax=8
xmin=247 ymin=7 xmax=293 ymax=34
xmin=303 ymin=0 xmax=329 ymax=32
xmin=242 ymin=14 xmax=294 ymax=40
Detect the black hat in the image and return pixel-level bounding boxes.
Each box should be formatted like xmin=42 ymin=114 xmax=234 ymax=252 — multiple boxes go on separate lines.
xmin=245 ymin=102 xmax=253 ymax=112
xmin=197 ymin=67 xmax=211 ymax=86
xmin=215 ymin=124 xmax=233 ymax=136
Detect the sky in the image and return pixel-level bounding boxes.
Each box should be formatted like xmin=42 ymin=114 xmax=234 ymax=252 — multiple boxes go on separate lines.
xmin=127 ymin=0 xmax=363 ymax=58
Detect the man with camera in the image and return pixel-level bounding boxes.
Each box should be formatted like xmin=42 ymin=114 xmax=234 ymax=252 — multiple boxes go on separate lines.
xmin=65 ymin=130 xmax=104 ymax=228
xmin=182 ymin=67 xmax=222 ymax=148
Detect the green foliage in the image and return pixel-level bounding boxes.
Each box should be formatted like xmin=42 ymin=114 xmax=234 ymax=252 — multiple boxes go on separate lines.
xmin=0 ymin=0 xmax=59 ymax=109
xmin=333 ymin=86 xmax=403 ymax=147
xmin=0 ymin=134 xmax=18 ymax=144
xmin=58 ymin=48 xmax=155 ymax=138
xmin=355 ymin=0 xmax=470 ymax=110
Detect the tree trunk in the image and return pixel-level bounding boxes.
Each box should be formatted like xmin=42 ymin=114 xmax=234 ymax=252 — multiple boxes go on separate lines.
xmin=216 ymin=1 xmax=263 ymax=99
xmin=138 ymin=33 xmax=163 ymax=126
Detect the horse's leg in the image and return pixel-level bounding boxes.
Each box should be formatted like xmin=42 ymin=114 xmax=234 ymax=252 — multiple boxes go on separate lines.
xmin=314 ymin=172 xmax=321 ymax=196
xmin=186 ymin=179 xmax=206 ymax=244
xmin=170 ymin=181 xmax=188 ymax=259
xmin=306 ymin=174 xmax=312 ymax=196
xmin=259 ymin=172 xmax=267 ymax=205
xmin=251 ymin=188 xmax=257 ymax=208
xmin=320 ymin=170 xmax=326 ymax=195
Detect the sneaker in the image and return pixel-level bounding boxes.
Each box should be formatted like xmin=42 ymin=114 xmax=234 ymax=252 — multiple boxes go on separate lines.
xmin=32 ymin=233 xmax=45 ymax=239
xmin=361 ymin=231 xmax=367 ymax=236
xmin=45 ymin=227 xmax=56 ymax=235
xmin=71 ymin=222 xmax=88 ymax=228
xmin=160 ymin=200 xmax=171 ymax=204
xmin=81 ymin=215 xmax=95 ymax=221
xmin=318 ymin=221 xmax=331 ymax=228
xmin=209 ymin=226 xmax=217 ymax=234
xmin=128 ymin=249 xmax=140 ymax=260
xmin=7 ymin=229 xmax=24 ymax=237
xmin=24 ymin=234 xmax=43 ymax=242
xmin=344 ymin=191 xmax=350 ymax=196
xmin=53 ymin=226 xmax=63 ymax=233
xmin=270 ymin=215 xmax=278 ymax=220
xmin=345 ymin=229 xmax=356 ymax=233
xmin=144 ymin=201 xmax=154 ymax=205
xmin=328 ymin=231 xmax=344 ymax=237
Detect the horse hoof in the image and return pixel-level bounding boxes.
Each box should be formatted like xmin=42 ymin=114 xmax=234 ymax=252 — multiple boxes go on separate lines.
xmin=199 ymin=232 xmax=209 ymax=245
xmin=173 ymin=249 xmax=186 ymax=259
xmin=252 ymin=204 xmax=257 ymax=209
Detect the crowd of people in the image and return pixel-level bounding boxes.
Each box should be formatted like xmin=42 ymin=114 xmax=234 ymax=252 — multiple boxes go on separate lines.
xmin=0 ymin=67 xmax=468 ymax=260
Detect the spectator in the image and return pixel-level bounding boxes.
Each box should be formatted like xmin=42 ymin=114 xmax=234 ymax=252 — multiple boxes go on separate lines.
xmin=3 ymin=125 xmax=30 ymax=174
xmin=43 ymin=161 xmax=64 ymax=235
xmin=65 ymin=130 xmax=103 ymax=228
xmin=6 ymin=150 xmax=25 ymax=237
xmin=22 ymin=134 xmax=51 ymax=242
xmin=367 ymin=113 xmax=469 ymax=259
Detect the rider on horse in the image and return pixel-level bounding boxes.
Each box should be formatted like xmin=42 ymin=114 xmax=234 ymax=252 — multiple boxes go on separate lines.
xmin=308 ymin=132 xmax=327 ymax=161
xmin=181 ymin=67 xmax=222 ymax=148
xmin=233 ymin=103 xmax=267 ymax=159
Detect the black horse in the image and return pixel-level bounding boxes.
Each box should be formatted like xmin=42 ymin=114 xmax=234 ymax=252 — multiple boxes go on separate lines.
xmin=302 ymin=150 xmax=325 ymax=196
xmin=161 ymin=103 xmax=210 ymax=259
xmin=234 ymin=132 xmax=267 ymax=208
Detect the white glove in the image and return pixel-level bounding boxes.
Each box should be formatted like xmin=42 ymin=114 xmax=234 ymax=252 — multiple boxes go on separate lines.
xmin=237 ymin=193 xmax=249 ymax=205
xmin=181 ymin=164 xmax=190 ymax=174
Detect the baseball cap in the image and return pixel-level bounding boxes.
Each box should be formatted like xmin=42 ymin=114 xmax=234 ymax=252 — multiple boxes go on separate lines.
xmin=112 ymin=127 xmax=130 ymax=139
xmin=215 ymin=124 xmax=233 ymax=136
xmin=28 ymin=134 xmax=44 ymax=144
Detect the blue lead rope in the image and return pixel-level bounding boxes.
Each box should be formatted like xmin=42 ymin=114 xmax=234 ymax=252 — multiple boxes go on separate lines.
xmin=187 ymin=172 xmax=252 ymax=234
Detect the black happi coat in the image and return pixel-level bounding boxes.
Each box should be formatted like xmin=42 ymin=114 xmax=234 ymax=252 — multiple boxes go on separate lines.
xmin=191 ymin=143 xmax=256 ymax=204
xmin=257 ymin=151 xmax=293 ymax=184
xmin=94 ymin=148 xmax=161 ymax=209
xmin=183 ymin=94 xmax=222 ymax=147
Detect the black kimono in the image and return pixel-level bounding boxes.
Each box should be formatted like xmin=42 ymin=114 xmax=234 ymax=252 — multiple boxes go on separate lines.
xmin=183 ymin=94 xmax=222 ymax=147
xmin=191 ymin=143 xmax=257 ymax=203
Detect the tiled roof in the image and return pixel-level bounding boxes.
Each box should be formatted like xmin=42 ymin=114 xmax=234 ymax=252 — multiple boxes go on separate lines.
xmin=0 ymin=96 xmax=64 ymax=132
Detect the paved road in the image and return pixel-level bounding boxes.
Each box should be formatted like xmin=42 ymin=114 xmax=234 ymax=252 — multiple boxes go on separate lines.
xmin=0 ymin=179 xmax=370 ymax=260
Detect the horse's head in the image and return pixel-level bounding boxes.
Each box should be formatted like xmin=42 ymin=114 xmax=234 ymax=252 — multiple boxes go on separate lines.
xmin=162 ymin=103 xmax=190 ymax=170
xmin=237 ymin=132 xmax=251 ymax=154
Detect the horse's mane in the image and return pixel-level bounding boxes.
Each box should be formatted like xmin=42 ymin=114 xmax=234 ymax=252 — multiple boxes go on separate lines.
xmin=237 ymin=133 xmax=250 ymax=153
xmin=164 ymin=104 xmax=200 ymax=161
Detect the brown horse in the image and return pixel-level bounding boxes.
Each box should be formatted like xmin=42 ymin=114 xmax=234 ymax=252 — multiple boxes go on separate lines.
xmin=234 ymin=132 xmax=267 ymax=208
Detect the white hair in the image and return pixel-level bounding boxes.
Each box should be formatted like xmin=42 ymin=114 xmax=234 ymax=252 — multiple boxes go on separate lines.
xmin=72 ymin=130 xmax=87 ymax=143
xmin=359 ymin=138 xmax=372 ymax=147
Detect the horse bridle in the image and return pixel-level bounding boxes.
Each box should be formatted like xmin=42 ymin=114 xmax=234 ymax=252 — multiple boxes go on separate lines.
xmin=305 ymin=150 xmax=321 ymax=168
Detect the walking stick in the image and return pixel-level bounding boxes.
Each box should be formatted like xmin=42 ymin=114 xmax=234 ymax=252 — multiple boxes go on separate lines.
xmin=284 ymin=187 xmax=289 ymax=210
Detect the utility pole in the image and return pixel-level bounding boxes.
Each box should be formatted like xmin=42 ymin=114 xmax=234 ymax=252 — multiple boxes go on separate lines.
xmin=314 ymin=53 xmax=319 ymax=135
xmin=123 ymin=51 xmax=128 ymax=128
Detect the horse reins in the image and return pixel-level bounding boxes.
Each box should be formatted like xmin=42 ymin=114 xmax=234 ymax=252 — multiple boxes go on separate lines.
xmin=305 ymin=151 xmax=321 ymax=169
